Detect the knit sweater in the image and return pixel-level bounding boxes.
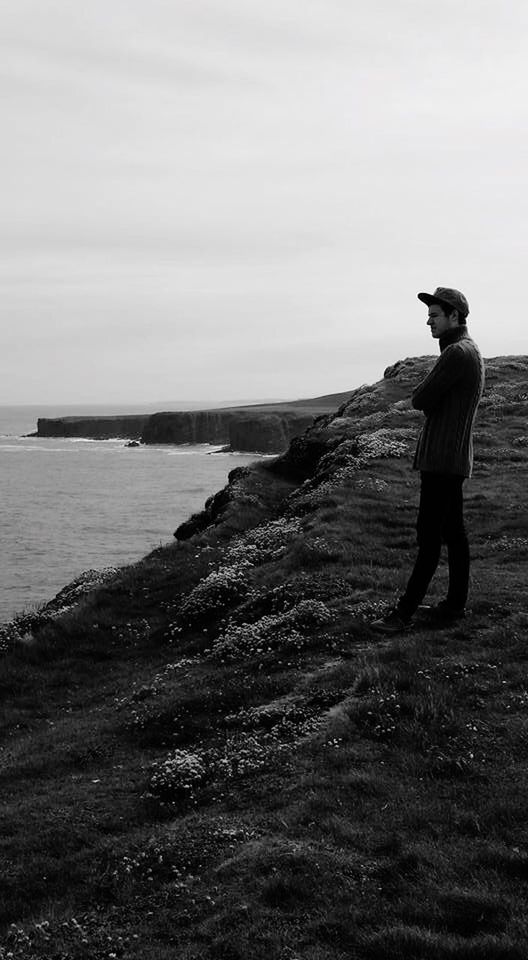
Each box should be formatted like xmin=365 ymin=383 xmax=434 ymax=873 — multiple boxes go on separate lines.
xmin=412 ymin=326 xmax=485 ymax=477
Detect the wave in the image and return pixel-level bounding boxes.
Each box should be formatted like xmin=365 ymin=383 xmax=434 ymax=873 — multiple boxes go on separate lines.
xmin=0 ymin=444 xmax=67 ymax=452
xmin=0 ymin=440 xmax=261 ymax=457
xmin=0 ymin=443 xmax=118 ymax=453
xmin=165 ymin=444 xmax=227 ymax=456
xmin=40 ymin=437 xmax=127 ymax=444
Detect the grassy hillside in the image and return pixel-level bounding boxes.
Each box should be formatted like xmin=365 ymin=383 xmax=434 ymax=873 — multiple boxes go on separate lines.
xmin=208 ymin=389 xmax=359 ymax=413
xmin=1 ymin=355 xmax=528 ymax=960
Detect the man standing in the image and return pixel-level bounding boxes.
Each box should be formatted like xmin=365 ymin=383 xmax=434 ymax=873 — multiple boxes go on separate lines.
xmin=372 ymin=286 xmax=485 ymax=634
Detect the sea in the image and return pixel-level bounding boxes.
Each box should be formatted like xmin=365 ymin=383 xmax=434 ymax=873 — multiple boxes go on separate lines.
xmin=0 ymin=404 xmax=260 ymax=624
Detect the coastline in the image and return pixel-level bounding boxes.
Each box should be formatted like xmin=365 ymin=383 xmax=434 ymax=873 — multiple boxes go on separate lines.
xmin=32 ymin=389 xmax=355 ymax=453
xmin=0 ymin=432 xmax=259 ymax=623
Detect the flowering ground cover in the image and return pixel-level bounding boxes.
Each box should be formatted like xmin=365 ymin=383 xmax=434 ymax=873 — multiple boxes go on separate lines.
xmin=1 ymin=356 xmax=528 ymax=959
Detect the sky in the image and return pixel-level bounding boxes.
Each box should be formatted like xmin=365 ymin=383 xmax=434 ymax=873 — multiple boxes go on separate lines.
xmin=2 ymin=0 xmax=528 ymax=405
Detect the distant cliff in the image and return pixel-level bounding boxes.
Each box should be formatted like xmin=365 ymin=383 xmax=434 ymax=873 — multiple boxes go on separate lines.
xmin=142 ymin=410 xmax=315 ymax=452
xmin=36 ymin=415 xmax=149 ymax=440
xmin=34 ymin=392 xmax=355 ymax=453
xmin=228 ymin=414 xmax=311 ymax=454
xmin=141 ymin=410 xmax=234 ymax=445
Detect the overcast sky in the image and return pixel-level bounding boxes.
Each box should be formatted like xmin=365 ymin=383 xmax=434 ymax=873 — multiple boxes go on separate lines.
xmin=2 ymin=0 xmax=528 ymax=404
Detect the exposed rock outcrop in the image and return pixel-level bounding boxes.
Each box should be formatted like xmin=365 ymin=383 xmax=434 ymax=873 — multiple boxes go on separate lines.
xmin=227 ymin=414 xmax=314 ymax=453
xmin=142 ymin=410 xmax=232 ymax=445
xmin=174 ymin=463 xmax=296 ymax=540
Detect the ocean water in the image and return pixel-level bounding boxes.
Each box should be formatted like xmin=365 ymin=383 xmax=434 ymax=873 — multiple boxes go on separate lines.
xmin=0 ymin=405 xmax=259 ymax=623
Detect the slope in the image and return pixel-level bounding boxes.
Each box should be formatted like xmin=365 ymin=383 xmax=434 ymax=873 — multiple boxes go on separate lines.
xmin=1 ymin=355 xmax=528 ymax=960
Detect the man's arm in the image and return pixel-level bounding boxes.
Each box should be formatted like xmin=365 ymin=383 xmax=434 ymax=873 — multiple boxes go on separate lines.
xmin=412 ymin=345 xmax=466 ymax=413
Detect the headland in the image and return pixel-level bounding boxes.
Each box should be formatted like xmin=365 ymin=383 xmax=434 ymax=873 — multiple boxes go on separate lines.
xmin=3 ymin=354 xmax=528 ymax=958
xmin=32 ymin=391 xmax=357 ymax=452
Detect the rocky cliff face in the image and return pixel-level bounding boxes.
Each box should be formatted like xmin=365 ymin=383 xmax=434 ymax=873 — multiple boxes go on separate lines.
xmin=36 ymin=408 xmax=316 ymax=452
xmin=227 ymin=413 xmax=314 ymax=453
xmin=142 ymin=409 xmax=315 ymax=451
xmin=36 ymin=415 xmax=150 ymax=439
xmin=141 ymin=410 xmax=233 ymax=445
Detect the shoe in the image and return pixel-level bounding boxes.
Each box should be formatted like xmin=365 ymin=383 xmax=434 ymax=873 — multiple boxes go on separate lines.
xmin=371 ymin=608 xmax=413 ymax=635
xmin=423 ymin=600 xmax=465 ymax=624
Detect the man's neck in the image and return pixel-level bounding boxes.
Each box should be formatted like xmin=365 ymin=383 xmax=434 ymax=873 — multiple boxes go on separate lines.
xmin=439 ymin=325 xmax=468 ymax=352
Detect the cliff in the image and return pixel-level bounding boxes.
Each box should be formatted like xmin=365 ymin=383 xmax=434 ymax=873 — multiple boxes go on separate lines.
xmin=141 ymin=409 xmax=232 ymax=445
xmin=34 ymin=391 xmax=355 ymax=451
xmin=142 ymin=408 xmax=315 ymax=452
xmin=36 ymin=414 xmax=149 ymax=440
xmin=3 ymin=354 xmax=528 ymax=959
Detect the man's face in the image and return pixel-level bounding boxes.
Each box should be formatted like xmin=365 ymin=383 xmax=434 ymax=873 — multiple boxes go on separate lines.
xmin=427 ymin=303 xmax=458 ymax=339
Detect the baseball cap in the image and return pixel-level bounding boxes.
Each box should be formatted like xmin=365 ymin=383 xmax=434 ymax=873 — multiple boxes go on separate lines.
xmin=417 ymin=287 xmax=469 ymax=318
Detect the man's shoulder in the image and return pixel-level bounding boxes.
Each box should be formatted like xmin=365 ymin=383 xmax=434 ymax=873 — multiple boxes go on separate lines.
xmin=461 ymin=337 xmax=483 ymax=365
xmin=448 ymin=336 xmax=482 ymax=362
xmin=453 ymin=337 xmax=485 ymax=389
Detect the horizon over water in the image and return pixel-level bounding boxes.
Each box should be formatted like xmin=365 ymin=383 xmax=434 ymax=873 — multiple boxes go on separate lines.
xmin=0 ymin=403 xmax=261 ymax=623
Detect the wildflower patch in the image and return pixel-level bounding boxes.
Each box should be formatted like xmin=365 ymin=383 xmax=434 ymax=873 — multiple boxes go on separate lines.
xmin=1 ymin=567 xmax=122 ymax=655
xmin=108 ymin=618 xmax=151 ymax=646
xmin=146 ymin=716 xmax=326 ymax=809
xmin=148 ymin=749 xmax=207 ymax=805
xmin=0 ymin=621 xmax=28 ymax=655
xmin=110 ymin=819 xmax=260 ymax=896
xmin=169 ymin=518 xmax=307 ymax=635
xmin=45 ymin=566 xmax=120 ymax=614
xmin=0 ymin=913 xmax=136 ymax=959
xmin=286 ymin=429 xmax=412 ymax=513
xmin=225 ymin=697 xmax=325 ymax=742
xmin=488 ymin=535 xmax=528 ymax=552
xmin=172 ymin=562 xmax=252 ymax=630
xmin=355 ymin=476 xmax=390 ymax=492
xmin=351 ymin=684 xmax=403 ymax=741
xmin=356 ymin=427 xmax=413 ymax=460
xmin=224 ymin=517 xmax=303 ymax=567
xmin=209 ymin=599 xmax=334 ymax=663
xmin=144 ymin=737 xmax=276 ymax=808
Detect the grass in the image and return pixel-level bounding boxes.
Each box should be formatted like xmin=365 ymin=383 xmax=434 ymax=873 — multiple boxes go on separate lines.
xmin=1 ymin=355 xmax=528 ymax=958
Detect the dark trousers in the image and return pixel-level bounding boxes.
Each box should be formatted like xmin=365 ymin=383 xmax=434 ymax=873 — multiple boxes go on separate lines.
xmin=397 ymin=472 xmax=469 ymax=617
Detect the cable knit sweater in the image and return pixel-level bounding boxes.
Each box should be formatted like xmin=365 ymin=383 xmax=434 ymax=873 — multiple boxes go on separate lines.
xmin=412 ymin=326 xmax=485 ymax=477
